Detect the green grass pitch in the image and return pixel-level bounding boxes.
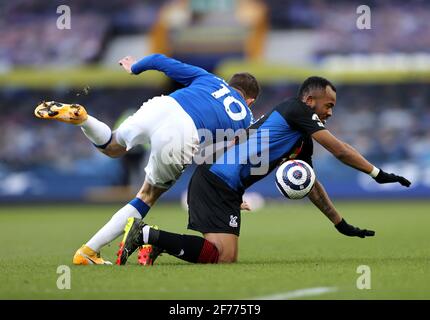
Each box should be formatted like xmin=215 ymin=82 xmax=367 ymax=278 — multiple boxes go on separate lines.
xmin=0 ymin=201 xmax=429 ymax=299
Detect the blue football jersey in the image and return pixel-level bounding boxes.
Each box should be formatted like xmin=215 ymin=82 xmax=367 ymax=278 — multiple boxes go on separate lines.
xmin=208 ymin=98 xmax=326 ymax=192
xmin=131 ymin=54 xmax=254 ymax=139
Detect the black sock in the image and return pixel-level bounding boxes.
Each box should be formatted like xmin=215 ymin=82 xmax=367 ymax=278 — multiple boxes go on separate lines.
xmin=148 ymin=229 xmax=219 ymax=264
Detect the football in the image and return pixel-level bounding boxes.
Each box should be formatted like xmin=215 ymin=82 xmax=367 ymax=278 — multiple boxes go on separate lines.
xmin=275 ymin=160 xmax=315 ymax=199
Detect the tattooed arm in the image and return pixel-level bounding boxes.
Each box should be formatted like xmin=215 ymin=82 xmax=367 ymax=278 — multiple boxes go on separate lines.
xmin=307 ymin=179 xmax=375 ymax=238
xmin=307 ymin=179 xmax=342 ymax=225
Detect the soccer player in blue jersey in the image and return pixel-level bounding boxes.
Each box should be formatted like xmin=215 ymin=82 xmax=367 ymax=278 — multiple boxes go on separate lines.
xmin=117 ymin=76 xmax=411 ymax=265
xmin=34 ymin=54 xmax=260 ymax=265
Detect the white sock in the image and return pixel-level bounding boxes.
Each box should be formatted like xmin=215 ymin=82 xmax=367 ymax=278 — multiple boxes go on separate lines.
xmin=142 ymin=225 xmax=151 ymax=244
xmin=86 ymin=204 xmax=142 ymax=252
xmin=79 ymin=115 xmax=112 ymax=147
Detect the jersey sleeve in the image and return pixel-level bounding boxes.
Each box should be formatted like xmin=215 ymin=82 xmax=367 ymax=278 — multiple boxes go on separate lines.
xmin=131 ymin=54 xmax=209 ymax=86
xmin=283 ymin=100 xmax=327 ymax=136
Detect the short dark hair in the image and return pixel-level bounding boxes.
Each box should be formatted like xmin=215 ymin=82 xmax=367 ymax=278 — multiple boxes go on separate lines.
xmin=298 ymin=76 xmax=336 ymax=100
xmin=228 ymin=72 xmax=260 ymax=100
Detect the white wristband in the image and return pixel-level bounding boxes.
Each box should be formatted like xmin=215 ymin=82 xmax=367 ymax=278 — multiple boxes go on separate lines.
xmin=369 ymin=166 xmax=380 ymax=178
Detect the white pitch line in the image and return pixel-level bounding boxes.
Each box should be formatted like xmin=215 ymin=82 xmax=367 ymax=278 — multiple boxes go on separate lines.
xmin=254 ymin=287 xmax=338 ymax=300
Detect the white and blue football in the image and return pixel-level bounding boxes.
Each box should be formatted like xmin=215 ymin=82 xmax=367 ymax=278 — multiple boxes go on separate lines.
xmin=275 ymin=160 xmax=315 ymax=199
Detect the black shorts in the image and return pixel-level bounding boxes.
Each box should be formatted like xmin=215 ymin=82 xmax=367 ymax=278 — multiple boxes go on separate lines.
xmin=187 ymin=165 xmax=243 ymax=236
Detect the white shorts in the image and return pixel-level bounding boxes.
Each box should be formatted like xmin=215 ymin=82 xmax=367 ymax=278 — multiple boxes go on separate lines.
xmin=115 ymin=96 xmax=199 ymax=189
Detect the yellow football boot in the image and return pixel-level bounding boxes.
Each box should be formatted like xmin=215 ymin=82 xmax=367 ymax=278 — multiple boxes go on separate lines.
xmin=116 ymin=218 xmax=160 ymax=265
xmin=34 ymin=101 xmax=88 ymax=125
xmin=72 ymin=245 xmax=112 ymax=265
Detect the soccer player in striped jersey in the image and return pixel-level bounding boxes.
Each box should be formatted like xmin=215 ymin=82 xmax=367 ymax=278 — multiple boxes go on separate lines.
xmin=117 ymin=76 xmax=411 ymax=265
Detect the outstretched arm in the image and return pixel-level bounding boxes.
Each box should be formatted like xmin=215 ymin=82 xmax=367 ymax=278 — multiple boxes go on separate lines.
xmin=312 ymin=130 xmax=411 ymax=187
xmin=307 ymin=179 xmax=342 ymax=225
xmin=308 ymin=179 xmax=375 ymax=238
xmin=119 ymin=54 xmax=209 ymax=86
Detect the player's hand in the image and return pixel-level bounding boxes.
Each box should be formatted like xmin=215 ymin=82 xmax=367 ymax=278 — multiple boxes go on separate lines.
xmin=335 ymin=218 xmax=375 ymax=238
xmin=118 ymin=56 xmax=136 ymax=74
xmin=374 ymin=169 xmax=411 ymax=187
xmin=240 ymin=201 xmax=251 ymax=211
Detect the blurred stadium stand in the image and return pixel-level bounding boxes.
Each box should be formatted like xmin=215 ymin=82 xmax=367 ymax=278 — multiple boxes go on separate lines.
xmin=0 ymin=0 xmax=428 ymax=202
